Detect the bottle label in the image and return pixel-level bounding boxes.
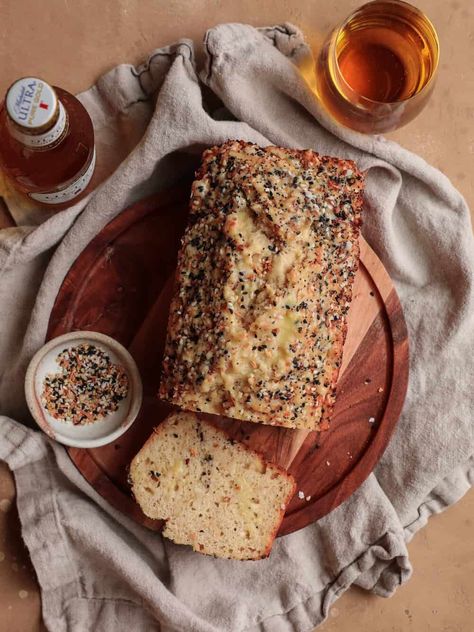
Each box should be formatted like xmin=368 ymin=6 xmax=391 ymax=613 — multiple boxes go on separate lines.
xmin=29 ymin=148 xmax=96 ymax=205
xmin=9 ymin=101 xmax=68 ymax=149
xmin=6 ymin=78 xmax=58 ymax=129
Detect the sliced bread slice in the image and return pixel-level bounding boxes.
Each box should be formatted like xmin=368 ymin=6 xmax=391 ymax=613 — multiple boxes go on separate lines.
xmin=129 ymin=411 xmax=296 ymax=560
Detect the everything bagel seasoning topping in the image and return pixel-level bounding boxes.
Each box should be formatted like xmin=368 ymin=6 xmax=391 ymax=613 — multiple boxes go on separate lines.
xmin=159 ymin=141 xmax=364 ymax=431
xmin=41 ymin=343 xmax=129 ymax=425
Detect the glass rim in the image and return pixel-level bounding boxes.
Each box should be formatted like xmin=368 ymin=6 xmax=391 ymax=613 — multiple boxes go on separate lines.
xmin=331 ymin=0 xmax=440 ymax=107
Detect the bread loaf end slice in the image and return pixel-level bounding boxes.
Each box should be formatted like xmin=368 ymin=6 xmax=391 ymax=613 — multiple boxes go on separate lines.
xmin=130 ymin=411 xmax=296 ymax=560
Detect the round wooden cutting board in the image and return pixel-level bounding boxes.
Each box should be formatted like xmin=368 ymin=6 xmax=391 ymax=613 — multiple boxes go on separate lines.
xmin=46 ymin=183 xmax=409 ymax=536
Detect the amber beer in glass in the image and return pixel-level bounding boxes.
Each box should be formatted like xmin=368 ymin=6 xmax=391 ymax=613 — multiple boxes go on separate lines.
xmin=315 ymin=0 xmax=440 ymax=133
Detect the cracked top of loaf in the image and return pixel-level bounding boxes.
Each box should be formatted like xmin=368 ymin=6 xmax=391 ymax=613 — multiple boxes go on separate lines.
xmin=159 ymin=140 xmax=364 ymax=430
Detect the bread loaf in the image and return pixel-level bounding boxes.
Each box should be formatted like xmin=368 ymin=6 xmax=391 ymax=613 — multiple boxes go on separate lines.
xmin=129 ymin=411 xmax=296 ymax=560
xmin=159 ymin=140 xmax=364 ymax=430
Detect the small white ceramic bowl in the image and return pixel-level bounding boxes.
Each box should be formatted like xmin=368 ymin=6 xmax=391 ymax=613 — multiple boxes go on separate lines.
xmin=25 ymin=331 xmax=143 ymax=448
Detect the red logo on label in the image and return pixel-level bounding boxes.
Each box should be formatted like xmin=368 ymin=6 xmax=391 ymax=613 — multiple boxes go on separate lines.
xmin=39 ymin=101 xmax=49 ymax=110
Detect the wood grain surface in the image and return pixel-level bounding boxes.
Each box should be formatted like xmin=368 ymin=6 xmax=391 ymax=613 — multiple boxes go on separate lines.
xmin=46 ymin=182 xmax=409 ymax=535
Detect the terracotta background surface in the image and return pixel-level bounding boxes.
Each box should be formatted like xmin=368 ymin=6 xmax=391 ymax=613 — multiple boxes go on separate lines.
xmin=0 ymin=1 xmax=473 ymax=631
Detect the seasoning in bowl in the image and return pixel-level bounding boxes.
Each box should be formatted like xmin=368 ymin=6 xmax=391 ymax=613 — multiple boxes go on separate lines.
xmin=25 ymin=331 xmax=142 ymax=448
xmin=41 ymin=343 xmax=129 ymax=425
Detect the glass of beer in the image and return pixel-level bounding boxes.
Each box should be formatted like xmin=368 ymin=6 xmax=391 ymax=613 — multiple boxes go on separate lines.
xmin=315 ymin=0 xmax=440 ymax=133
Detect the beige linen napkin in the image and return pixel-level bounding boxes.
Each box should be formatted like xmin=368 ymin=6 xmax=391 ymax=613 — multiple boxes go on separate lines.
xmin=0 ymin=24 xmax=473 ymax=632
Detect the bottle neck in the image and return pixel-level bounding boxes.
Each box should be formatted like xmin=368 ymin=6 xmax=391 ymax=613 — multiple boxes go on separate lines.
xmin=7 ymin=99 xmax=68 ymax=149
